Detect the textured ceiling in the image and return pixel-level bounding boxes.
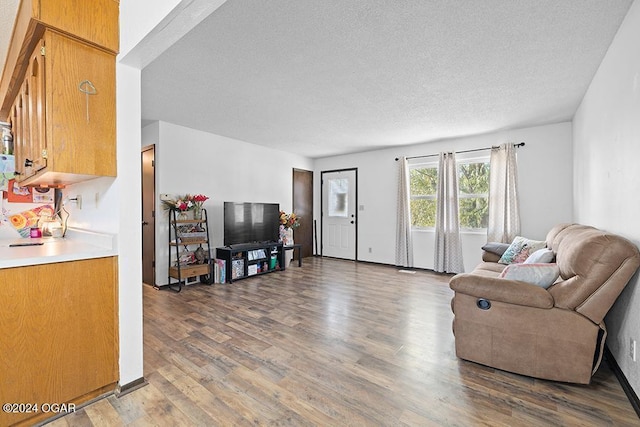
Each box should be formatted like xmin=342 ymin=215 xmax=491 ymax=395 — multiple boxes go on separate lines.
xmin=0 ymin=1 xmax=633 ymax=158
xmin=141 ymin=0 xmax=633 ymax=158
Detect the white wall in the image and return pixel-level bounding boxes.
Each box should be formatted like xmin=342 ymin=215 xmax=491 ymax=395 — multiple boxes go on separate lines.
xmin=573 ymin=0 xmax=640 ymax=394
xmin=313 ymin=122 xmax=573 ymax=272
xmin=147 ymin=121 xmax=314 ymax=286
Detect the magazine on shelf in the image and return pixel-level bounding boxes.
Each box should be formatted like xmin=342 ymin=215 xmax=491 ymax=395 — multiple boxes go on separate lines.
xmin=214 ymin=259 xmax=226 ymax=283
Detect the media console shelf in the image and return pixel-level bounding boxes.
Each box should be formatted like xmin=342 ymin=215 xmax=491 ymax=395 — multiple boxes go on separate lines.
xmin=216 ymin=242 xmax=285 ymax=283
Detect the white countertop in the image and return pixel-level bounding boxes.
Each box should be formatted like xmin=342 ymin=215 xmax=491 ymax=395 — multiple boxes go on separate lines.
xmin=0 ymin=228 xmax=118 ymax=269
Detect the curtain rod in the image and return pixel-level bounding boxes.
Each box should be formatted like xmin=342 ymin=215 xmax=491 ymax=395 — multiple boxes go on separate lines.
xmin=394 ymin=142 xmax=525 ymax=161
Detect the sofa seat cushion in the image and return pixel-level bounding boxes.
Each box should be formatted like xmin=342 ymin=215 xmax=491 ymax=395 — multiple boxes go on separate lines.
xmin=473 ymin=262 xmax=507 ymax=276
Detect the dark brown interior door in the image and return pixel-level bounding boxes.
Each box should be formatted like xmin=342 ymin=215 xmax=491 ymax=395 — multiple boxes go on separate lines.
xmin=293 ymin=168 xmax=314 ymax=258
xmin=141 ymin=145 xmax=156 ymax=285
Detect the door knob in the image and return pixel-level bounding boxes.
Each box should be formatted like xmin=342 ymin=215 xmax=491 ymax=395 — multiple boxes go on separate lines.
xmin=350 ymin=220 xmax=355 ymax=224
xmin=142 ymin=221 xmax=149 ymax=226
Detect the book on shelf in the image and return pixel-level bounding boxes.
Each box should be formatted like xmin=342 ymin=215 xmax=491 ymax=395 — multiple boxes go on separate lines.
xmin=214 ymin=259 xmax=226 ymax=283
xmin=232 ymin=259 xmax=245 ymax=279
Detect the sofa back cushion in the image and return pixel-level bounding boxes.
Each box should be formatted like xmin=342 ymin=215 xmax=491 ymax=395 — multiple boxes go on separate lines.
xmin=546 ymin=224 xmax=640 ymax=324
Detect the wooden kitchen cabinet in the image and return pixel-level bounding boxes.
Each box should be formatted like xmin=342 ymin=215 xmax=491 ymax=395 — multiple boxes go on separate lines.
xmin=9 ymin=44 xmax=46 ymax=181
xmin=0 ymin=0 xmax=118 ymax=187
xmin=0 ymin=257 xmax=119 ymax=427
xmin=32 ymin=0 xmax=120 ymax=53
xmin=10 ymin=30 xmax=116 ymax=186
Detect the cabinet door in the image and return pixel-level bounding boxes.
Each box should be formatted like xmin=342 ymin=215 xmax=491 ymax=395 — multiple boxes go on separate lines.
xmin=13 ymin=87 xmax=32 ymax=180
xmin=0 ymin=257 xmax=118 ymax=426
xmin=9 ymin=101 xmax=25 ymax=181
xmin=9 ymin=45 xmax=46 ymax=182
xmin=44 ymin=30 xmax=116 ymax=178
xmin=22 ymin=81 xmax=35 ymax=179
xmin=27 ymin=43 xmax=47 ymax=174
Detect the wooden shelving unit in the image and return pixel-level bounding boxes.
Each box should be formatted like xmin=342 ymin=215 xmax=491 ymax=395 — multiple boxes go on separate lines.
xmin=163 ymin=208 xmax=212 ymax=292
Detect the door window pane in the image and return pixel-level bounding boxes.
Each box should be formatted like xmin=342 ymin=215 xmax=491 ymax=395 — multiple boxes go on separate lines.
xmin=328 ymin=178 xmax=348 ymax=217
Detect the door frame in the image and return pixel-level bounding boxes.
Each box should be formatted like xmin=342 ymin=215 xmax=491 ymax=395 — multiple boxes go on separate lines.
xmin=141 ymin=144 xmax=156 ymax=286
xmin=320 ymin=167 xmax=358 ymax=260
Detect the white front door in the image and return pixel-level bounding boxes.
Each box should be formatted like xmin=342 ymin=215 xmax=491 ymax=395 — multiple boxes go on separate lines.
xmin=322 ymin=169 xmax=357 ymax=260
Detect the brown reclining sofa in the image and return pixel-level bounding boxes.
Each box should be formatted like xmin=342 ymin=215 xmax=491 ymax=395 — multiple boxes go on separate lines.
xmin=450 ymin=223 xmax=640 ymax=384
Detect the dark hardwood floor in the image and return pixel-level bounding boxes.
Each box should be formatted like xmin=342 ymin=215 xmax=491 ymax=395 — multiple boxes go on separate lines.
xmin=48 ymin=257 xmax=639 ymax=426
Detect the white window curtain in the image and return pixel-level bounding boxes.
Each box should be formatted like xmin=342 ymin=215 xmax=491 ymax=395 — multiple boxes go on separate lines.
xmin=434 ymin=152 xmax=464 ymax=273
xmin=395 ymin=156 xmax=414 ymax=267
xmin=487 ymin=143 xmax=520 ymax=243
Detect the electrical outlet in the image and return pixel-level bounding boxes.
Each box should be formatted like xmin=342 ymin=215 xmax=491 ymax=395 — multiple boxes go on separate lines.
xmin=631 ymin=338 xmax=637 ymax=362
xmin=160 ymin=194 xmax=171 ymax=201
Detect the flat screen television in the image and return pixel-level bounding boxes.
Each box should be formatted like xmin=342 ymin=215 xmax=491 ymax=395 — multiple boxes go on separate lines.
xmin=223 ymin=202 xmax=280 ymax=246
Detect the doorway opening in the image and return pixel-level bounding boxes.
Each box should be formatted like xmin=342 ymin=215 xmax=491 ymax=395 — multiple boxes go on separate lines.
xmin=141 ymin=145 xmax=156 ymax=286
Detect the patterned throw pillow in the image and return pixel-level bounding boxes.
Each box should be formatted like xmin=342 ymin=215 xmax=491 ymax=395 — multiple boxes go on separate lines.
xmin=498 ymin=236 xmax=547 ymax=264
xmin=499 ymin=263 xmax=560 ymax=289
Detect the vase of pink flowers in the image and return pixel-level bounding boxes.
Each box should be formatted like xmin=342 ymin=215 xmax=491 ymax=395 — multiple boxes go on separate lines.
xmin=191 ymin=194 xmax=209 ymax=220
xmin=175 ymin=199 xmax=193 ymax=220
xmin=161 ymin=195 xmax=193 ymax=220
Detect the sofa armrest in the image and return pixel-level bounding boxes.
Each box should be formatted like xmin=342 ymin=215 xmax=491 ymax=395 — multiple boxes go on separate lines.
xmin=450 ymin=273 xmax=554 ymax=309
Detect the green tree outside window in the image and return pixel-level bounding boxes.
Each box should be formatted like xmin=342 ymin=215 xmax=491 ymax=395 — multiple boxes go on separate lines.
xmin=409 ymin=160 xmax=489 ymax=230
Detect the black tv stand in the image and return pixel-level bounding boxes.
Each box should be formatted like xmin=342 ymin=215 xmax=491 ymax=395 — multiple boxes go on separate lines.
xmin=216 ymin=242 xmax=285 ymax=283
xmin=226 ymin=241 xmax=279 ymax=250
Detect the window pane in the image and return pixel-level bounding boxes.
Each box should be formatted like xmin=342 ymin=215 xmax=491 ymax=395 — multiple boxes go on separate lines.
xmin=459 ymin=197 xmax=489 ymax=229
xmin=410 ymin=199 xmax=437 ymax=228
xmin=328 ymin=178 xmax=348 ymax=217
xmin=409 ymin=160 xmax=489 ymax=230
xmin=410 ymin=167 xmax=438 ymax=196
xmin=458 ymin=162 xmax=489 ymax=195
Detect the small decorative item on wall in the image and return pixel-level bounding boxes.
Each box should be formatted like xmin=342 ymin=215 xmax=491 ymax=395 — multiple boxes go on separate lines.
xmin=1 ymin=154 xmax=15 ymax=191
xmin=32 ymin=187 xmax=55 ymax=203
xmin=279 ymin=210 xmax=301 ymax=246
xmin=7 ymin=179 xmax=32 ymax=203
